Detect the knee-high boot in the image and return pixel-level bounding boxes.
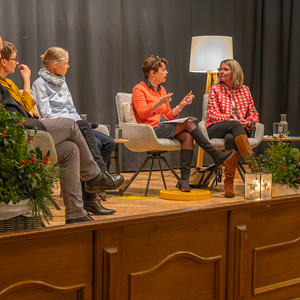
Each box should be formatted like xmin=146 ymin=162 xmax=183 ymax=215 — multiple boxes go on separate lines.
xmin=234 ymin=134 xmax=253 ymax=169
xmin=224 ymin=151 xmax=239 ymax=198
xmin=176 ymin=149 xmax=193 ymax=192
xmin=190 ymin=128 xmax=235 ymax=167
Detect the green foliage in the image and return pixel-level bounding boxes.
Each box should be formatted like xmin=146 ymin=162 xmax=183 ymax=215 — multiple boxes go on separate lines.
xmin=244 ymin=135 xmax=300 ymax=189
xmin=0 ymin=105 xmax=58 ymax=222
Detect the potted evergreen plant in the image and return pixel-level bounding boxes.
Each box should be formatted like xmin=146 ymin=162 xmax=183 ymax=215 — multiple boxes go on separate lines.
xmin=0 ymin=105 xmax=58 ymax=232
xmin=245 ymin=134 xmax=300 ymax=197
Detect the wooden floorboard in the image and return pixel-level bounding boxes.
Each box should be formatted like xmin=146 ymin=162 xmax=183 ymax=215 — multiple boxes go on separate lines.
xmin=48 ymin=166 xmax=247 ymax=227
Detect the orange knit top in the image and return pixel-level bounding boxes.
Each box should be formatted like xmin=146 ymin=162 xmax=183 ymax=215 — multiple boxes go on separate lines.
xmin=131 ymin=81 xmax=176 ymax=128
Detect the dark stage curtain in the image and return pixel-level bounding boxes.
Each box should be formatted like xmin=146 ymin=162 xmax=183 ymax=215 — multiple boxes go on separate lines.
xmin=1 ymin=0 xmax=300 ymax=170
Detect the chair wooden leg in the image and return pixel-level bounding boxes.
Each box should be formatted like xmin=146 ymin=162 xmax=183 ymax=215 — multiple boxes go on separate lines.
xmin=196 ymin=146 xmax=204 ymax=167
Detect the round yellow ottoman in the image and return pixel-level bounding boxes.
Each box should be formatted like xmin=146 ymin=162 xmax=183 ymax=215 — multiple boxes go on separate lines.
xmin=159 ymin=189 xmax=211 ymax=201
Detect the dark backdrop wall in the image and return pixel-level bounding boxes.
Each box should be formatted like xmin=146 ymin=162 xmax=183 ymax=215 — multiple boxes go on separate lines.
xmin=1 ymin=0 xmax=300 ymax=170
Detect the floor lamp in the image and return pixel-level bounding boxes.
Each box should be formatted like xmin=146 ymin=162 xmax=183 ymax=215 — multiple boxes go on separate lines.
xmin=189 ymin=35 xmax=233 ymax=167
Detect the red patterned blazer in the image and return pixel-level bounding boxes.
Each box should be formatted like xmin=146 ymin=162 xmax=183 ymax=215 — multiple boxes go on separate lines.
xmin=205 ymin=83 xmax=259 ymax=129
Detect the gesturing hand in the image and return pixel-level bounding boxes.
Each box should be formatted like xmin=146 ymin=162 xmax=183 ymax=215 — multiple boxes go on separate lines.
xmin=18 ymin=64 xmax=31 ymax=81
xmin=181 ymin=92 xmax=195 ymax=106
xmin=159 ymin=93 xmax=173 ymax=104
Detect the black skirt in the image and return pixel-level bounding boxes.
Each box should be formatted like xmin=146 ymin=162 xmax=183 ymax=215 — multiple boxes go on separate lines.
xmin=154 ymin=116 xmax=177 ymax=139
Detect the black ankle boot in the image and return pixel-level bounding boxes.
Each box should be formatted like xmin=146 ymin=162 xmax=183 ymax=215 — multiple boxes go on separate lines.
xmin=81 ymin=181 xmax=116 ymax=215
xmin=190 ymin=128 xmax=235 ymax=166
xmin=66 ymin=214 xmax=94 ymax=224
xmin=106 ymin=173 xmax=123 ymax=184
xmin=84 ymin=198 xmax=116 ymax=215
xmin=85 ymin=171 xmax=124 ymax=193
xmin=176 ymin=149 xmax=193 ymax=192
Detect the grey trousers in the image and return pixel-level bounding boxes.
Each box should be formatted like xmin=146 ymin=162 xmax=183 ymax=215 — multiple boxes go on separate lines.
xmin=40 ymin=118 xmax=100 ymax=220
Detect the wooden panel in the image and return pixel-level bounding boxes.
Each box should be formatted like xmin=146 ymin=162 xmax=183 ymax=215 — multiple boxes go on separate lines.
xmin=234 ymin=225 xmax=247 ymax=300
xmin=123 ymin=212 xmax=228 ymax=300
xmin=103 ymin=247 xmax=118 ymax=300
xmin=0 ymin=231 xmax=93 ymax=300
xmin=249 ymin=202 xmax=300 ymax=299
xmin=94 ymin=227 xmax=123 ymax=300
xmin=253 ymin=237 xmax=300 ymax=295
xmin=129 ymin=251 xmax=222 ymax=300
xmin=0 ymin=281 xmax=84 ymax=300
xmin=2 ymin=196 xmax=300 ymax=299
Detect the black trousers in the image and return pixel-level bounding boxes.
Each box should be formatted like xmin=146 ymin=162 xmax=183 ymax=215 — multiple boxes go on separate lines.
xmin=76 ymin=120 xmax=111 ymax=172
xmin=93 ymin=129 xmax=116 ymax=163
xmin=207 ymin=121 xmax=250 ymax=151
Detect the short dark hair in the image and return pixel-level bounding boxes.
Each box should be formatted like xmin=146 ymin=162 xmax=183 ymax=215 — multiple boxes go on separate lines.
xmin=142 ymin=55 xmax=168 ymax=79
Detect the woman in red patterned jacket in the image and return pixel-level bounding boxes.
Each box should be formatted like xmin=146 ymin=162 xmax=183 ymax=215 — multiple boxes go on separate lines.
xmin=205 ymin=59 xmax=259 ymax=198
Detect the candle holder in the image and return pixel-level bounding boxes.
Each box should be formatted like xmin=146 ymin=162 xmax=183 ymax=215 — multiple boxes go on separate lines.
xmin=244 ymin=173 xmax=272 ymax=200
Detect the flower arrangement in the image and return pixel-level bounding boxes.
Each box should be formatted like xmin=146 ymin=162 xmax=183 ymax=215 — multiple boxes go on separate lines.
xmin=245 ymin=135 xmax=300 ymax=189
xmin=0 ymin=105 xmax=58 ymax=222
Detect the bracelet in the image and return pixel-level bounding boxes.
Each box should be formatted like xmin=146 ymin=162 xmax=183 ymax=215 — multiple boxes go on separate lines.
xmin=178 ymin=102 xmax=185 ymax=109
xmin=176 ymin=105 xmax=182 ymax=112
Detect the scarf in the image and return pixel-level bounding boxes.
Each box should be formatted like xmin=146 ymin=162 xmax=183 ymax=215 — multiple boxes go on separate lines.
xmin=38 ymin=67 xmax=65 ymax=87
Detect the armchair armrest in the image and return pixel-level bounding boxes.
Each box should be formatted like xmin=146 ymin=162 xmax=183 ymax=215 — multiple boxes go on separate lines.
xmin=248 ymin=122 xmax=264 ymax=148
xmin=93 ymin=124 xmax=109 ymax=136
xmin=198 ymin=121 xmax=210 ymax=140
xmin=27 ymin=130 xmax=57 ymax=165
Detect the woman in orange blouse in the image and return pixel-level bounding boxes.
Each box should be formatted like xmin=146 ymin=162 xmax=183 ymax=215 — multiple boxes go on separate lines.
xmin=132 ymin=55 xmax=234 ymax=192
xmin=205 ymin=59 xmax=259 ymax=198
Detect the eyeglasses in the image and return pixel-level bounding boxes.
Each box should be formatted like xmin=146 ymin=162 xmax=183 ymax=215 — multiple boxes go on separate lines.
xmin=217 ymin=67 xmax=231 ymax=73
xmin=2 ymin=56 xmax=19 ymax=63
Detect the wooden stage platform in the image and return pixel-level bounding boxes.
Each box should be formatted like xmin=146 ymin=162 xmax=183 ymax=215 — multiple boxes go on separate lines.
xmin=1 ymin=167 xmax=300 ymax=300
xmin=49 ymin=168 xmax=244 ymax=227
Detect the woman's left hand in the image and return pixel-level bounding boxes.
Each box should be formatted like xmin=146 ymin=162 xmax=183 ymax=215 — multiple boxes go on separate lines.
xmin=181 ymin=92 xmax=195 ymax=106
xmin=238 ymin=118 xmax=249 ymax=128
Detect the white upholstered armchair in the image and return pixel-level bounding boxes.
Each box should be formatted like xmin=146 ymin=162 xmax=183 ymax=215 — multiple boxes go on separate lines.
xmin=115 ymin=92 xmax=181 ymax=196
xmin=198 ymin=94 xmax=264 ymax=181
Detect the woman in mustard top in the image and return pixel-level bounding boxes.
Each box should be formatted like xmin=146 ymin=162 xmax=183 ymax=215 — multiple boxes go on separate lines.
xmin=132 ymin=55 xmax=234 ymax=192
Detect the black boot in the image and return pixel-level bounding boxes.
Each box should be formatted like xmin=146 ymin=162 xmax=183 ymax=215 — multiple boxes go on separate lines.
xmin=85 ymin=171 xmax=124 ymax=193
xmin=176 ymin=149 xmax=193 ymax=192
xmin=106 ymin=173 xmax=125 ymax=188
xmin=81 ymin=181 xmax=116 ymax=215
xmin=84 ymin=199 xmax=116 ymax=215
xmin=190 ymin=128 xmax=235 ymax=167
xmin=66 ymin=214 xmax=94 ymax=224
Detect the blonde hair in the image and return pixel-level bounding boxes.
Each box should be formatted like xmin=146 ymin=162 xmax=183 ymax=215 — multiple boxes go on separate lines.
xmin=215 ymin=59 xmax=244 ymax=90
xmin=41 ymin=47 xmax=68 ymax=67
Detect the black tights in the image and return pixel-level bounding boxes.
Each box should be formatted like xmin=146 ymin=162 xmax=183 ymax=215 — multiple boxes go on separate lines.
xmin=207 ymin=121 xmax=249 ymax=151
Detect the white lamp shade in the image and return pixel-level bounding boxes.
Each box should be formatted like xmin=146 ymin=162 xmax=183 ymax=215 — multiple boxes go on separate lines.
xmin=189 ymin=36 xmax=233 ymax=73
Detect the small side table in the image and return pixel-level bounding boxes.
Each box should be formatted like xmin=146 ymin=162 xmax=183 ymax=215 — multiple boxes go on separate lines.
xmin=262 ymin=136 xmax=300 ymax=145
xmin=112 ymin=139 xmax=129 ymax=174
